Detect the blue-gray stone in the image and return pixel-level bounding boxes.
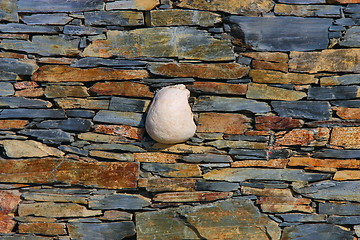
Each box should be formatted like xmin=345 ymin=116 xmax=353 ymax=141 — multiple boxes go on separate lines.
xmin=85 ymin=143 xmax=145 ymax=153
xmin=314 ymin=149 xmax=360 ymax=159
xmin=193 ymin=96 xmax=270 ymax=113
xmin=226 ymin=16 xmax=331 ymax=51
xmin=278 ymin=0 xmax=325 ymax=3
xmin=329 ymin=25 xmax=346 ymax=31
xmin=66 ymin=110 xmax=95 ymax=118
xmin=195 ymin=181 xmax=239 ymax=192
xmin=0 ymin=58 xmax=37 ymax=75
xmin=328 ymin=31 xmax=342 ymax=38
xmin=109 ymin=97 xmax=149 ymax=112
xmin=308 ymin=86 xmax=359 ymax=100
xmin=240 ymin=181 xmax=289 ymax=189
xmin=36 ymin=119 xmax=92 ymax=132
xmin=224 ymin=135 xmax=268 ymax=142
xmin=0 ymin=82 xmax=14 ymax=96
xmin=68 ymin=222 xmax=135 ymax=240
xmin=144 ymin=78 xmax=195 ymax=88
xmin=64 ymin=25 xmax=105 ymax=35
xmin=277 ymin=214 xmax=327 ymax=223
xmin=271 ymin=101 xmax=331 ymax=120
xmin=19 ymin=129 xmax=73 ymax=143
xmin=322 ymin=74 xmax=360 ymax=86
xmin=282 ymin=224 xmax=353 ymax=240
xmin=328 ymin=216 xmax=360 ymax=225
xmin=319 ymin=202 xmax=360 ymax=216
xmin=229 ymin=149 xmax=267 ymax=160
xmin=183 ymin=154 xmax=233 ymax=163
xmin=58 ymin=145 xmax=89 ymax=156
xmin=0 ymin=97 xmax=51 ymax=108
xmin=0 ymin=109 xmax=66 ymax=119
xmin=71 ymin=57 xmax=146 ymax=68
xmin=0 ymin=23 xmax=60 ymax=33
xmin=331 ymin=100 xmax=360 ymax=108
xmin=340 ymin=26 xmax=360 ymax=47
xmin=21 ymin=13 xmax=72 ymax=25
xmin=0 ymin=0 xmax=18 ymax=22
xmin=18 ymin=0 xmax=104 ymax=13
xmin=0 ymin=235 xmax=50 ymax=240
xmin=93 ymin=110 xmax=145 ymax=127
xmin=294 ymin=181 xmax=360 ymax=202
xmin=89 ymin=194 xmax=150 ymax=210
xmin=334 ymin=18 xmax=356 ymax=27
xmin=84 ymin=11 xmax=144 ymax=26
xmin=0 ymin=71 xmax=19 ymax=80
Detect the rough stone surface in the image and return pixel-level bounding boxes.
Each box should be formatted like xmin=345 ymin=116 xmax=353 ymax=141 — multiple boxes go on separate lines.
xmin=106 ymin=0 xmax=159 ymax=10
xmin=85 ymin=11 xmax=144 ymax=26
xmin=275 ymin=4 xmax=342 ymax=17
xmin=90 ymin=82 xmax=153 ymax=98
xmin=197 ymin=113 xmax=251 ymax=134
xmin=89 ymin=194 xmax=150 ymax=210
xmin=271 ymin=101 xmax=331 ymax=120
xmin=256 ymin=116 xmax=303 ymax=130
xmin=188 ymin=82 xmax=248 ymax=95
xmin=93 ymin=110 xmax=145 ymax=127
xmin=250 ymin=70 xmax=317 ymax=85
xmin=276 ymin=128 xmax=330 ymax=146
xmin=281 ymin=224 xmax=353 ymax=240
xmin=330 ymin=127 xmax=360 ymax=148
xmin=247 ymin=83 xmax=307 ymax=101
xmin=18 ymin=0 xmax=104 ymax=12
xmin=0 ymin=140 xmax=64 ymax=158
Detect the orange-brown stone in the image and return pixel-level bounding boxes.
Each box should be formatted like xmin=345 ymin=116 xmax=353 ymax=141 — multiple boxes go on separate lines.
xmin=153 ymin=191 xmax=232 ymax=202
xmin=241 ymin=52 xmax=288 ymax=63
xmin=37 ymin=57 xmax=74 ymax=65
xmin=288 ymin=157 xmax=360 ymax=172
xmin=231 ymin=159 xmax=288 ymax=168
xmin=197 ymin=113 xmax=251 ymax=134
xmin=188 ymin=82 xmax=247 ymax=95
xmin=0 ymin=191 xmax=20 ymax=214
xmin=94 ymin=124 xmax=145 ymax=140
xmin=14 ymin=81 xmax=39 ymax=90
xmin=134 ymin=152 xmax=181 ymax=163
xmin=252 ymin=60 xmax=288 ymax=72
xmin=90 ymin=81 xmax=153 ymax=97
xmin=0 ymin=120 xmax=28 ymax=130
xmin=275 ymin=128 xmax=330 ymax=146
xmin=15 ymin=88 xmax=44 ymax=97
xmin=33 ymin=65 xmax=149 ymax=82
xmin=330 ymin=127 xmax=360 ymax=148
xmin=0 ymin=213 xmax=15 ymax=233
xmin=333 ymin=170 xmax=360 ymax=180
xmin=18 ymin=222 xmax=67 ymax=236
xmin=241 ymin=187 xmax=293 ymax=197
xmin=256 ymin=116 xmax=303 ymax=130
xmin=250 ymin=70 xmax=317 ymax=85
xmin=335 ymin=107 xmax=360 ymax=120
xmin=329 ymin=0 xmax=360 ymax=3
xmin=257 ymin=197 xmax=313 ymax=213
xmin=139 ymin=178 xmax=196 ymax=192
xmin=148 ymin=62 xmax=249 ymax=79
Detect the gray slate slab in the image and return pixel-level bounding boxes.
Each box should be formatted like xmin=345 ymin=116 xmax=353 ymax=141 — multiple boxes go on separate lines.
xmin=278 ymin=0 xmax=325 ymax=3
xmin=21 ymin=13 xmax=72 ymax=25
xmin=277 ymin=214 xmax=327 ymax=223
xmin=0 ymin=58 xmax=37 ymax=75
xmin=340 ymin=26 xmax=360 ymax=47
xmin=182 ymin=154 xmax=233 ymax=163
xmin=0 ymin=0 xmax=18 ymax=22
xmin=314 ymin=149 xmax=360 ymax=159
xmin=282 ymin=224 xmax=353 ymax=240
xmin=89 ymin=194 xmax=150 ymax=210
xmin=109 ymin=97 xmax=149 ymax=112
xmin=0 ymin=109 xmax=66 ymax=119
xmin=322 ymin=74 xmax=360 ymax=85
xmin=308 ymin=86 xmax=359 ymax=100
xmin=93 ymin=110 xmax=145 ymax=127
xmin=0 ymin=71 xmax=19 ymax=80
xmin=18 ymin=0 xmax=104 ymax=12
xmin=0 ymin=23 xmax=60 ymax=33
xmin=36 ymin=119 xmax=92 ymax=132
xmin=271 ymin=101 xmax=331 ymax=120
xmin=195 ymin=181 xmax=239 ymax=192
xmin=0 ymin=82 xmax=14 ymax=96
xmin=331 ymin=100 xmax=360 ymax=108
xmin=319 ymin=202 xmax=360 ymax=216
xmin=19 ymin=129 xmax=73 ymax=143
xmin=328 ymin=216 xmax=360 ymax=225
xmin=66 ymin=110 xmax=95 ymax=118
xmin=71 ymin=57 xmax=146 ymax=68
xmin=63 ymin=25 xmax=105 ymax=36
xmin=84 ymin=11 xmax=144 ymax=26
xmin=0 ymin=97 xmax=51 ymax=108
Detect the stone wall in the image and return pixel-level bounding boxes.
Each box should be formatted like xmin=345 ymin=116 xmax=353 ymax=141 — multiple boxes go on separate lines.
xmin=0 ymin=0 xmax=359 ymax=239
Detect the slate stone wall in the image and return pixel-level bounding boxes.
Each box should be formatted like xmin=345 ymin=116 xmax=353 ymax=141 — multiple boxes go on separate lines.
xmin=0 ymin=0 xmax=359 ymax=239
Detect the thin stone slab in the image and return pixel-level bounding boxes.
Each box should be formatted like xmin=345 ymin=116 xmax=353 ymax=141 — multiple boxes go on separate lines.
xmin=36 ymin=119 xmax=92 ymax=132
xmin=21 ymin=13 xmax=72 ymax=25
xmin=106 ymin=0 xmax=159 ymax=10
xmin=314 ymin=149 xmax=360 ymax=159
xmin=281 ymin=224 xmax=353 ymax=240
xmin=44 ymin=85 xmax=89 ymax=98
xmin=195 ymin=181 xmax=239 ymax=192
xmin=321 ymin=74 xmax=360 ymax=86
xmin=226 ymin=16 xmax=331 ymax=51
xmin=93 ymin=110 xmax=145 ymax=127
xmin=319 ymin=202 xmax=360 ymax=216
xmin=63 ymin=25 xmax=105 ymax=36
xmin=294 ymin=181 xmax=360 ymax=202
xmin=0 ymin=97 xmax=51 ymax=108
xmin=109 ymin=97 xmax=150 ymax=112
xmin=0 ymin=109 xmax=66 ymax=119
xmin=276 ymin=214 xmax=327 ymax=223
xmin=0 ymin=58 xmax=37 ymax=75
xmin=0 ymin=24 xmax=59 ymax=34
xmin=331 ymin=100 xmax=360 ymax=108
xmin=18 ymin=129 xmax=73 ymax=143
xmin=182 ymin=154 xmax=232 ymax=163
xmin=71 ymin=57 xmax=146 ymax=68
xmin=278 ymin=0 xmax=325 ymax=3
xmin=18 ymin=0 xmax=104 ymax=12
xmin=0 ymin=140 xmax=64 ymax=158
xmin=339 ymin=26 xmax=360 ymax=47
xmin=328 ymin=216 xmax=360 ymax=225
xmin=271 ymin=101 xmax=331 ymax=120
xmin=0 ymin=0 xmax=18 ymax=22
xmin=308 ymin=86 xmax=359 ymax=100
xmin=85 ymin=143 xmax=145 ymax=153
xmin=275 ymin=4 xmax=342 ymax=17
xmin=84 ymin=11 xmax=144 ymax=26
xmin=0 ymin=71 xmax=19 ymax=80
xmin=66 ymin=110 xmax=95 ymax=118
xmin=89 ymin=194 xmax=151 ymax=210
xmin=0 ymin=83 xmax=14 ymax=96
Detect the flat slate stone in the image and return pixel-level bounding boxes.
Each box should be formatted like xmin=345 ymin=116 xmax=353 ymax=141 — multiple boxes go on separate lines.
xmin=308 ymin=86 xmax=359 ymax=100
xmin=331 ymin=100 xmax=360 ymax=108
xmin=314 ymin=149 xmax=360 ymax=159
xmin=226 ymin=16 xmax=331 ymax=51
xmin=89 ymin=194 xmax=151 ymax=210
xmin=328 ymin=216 xmax=360 ymax=225
xmin=36 ymin=119 xmax=92 ymax=132
xmin=229 ymin=149 xmax=267 ymax=160
xmin=281 ymin=224 xmax=353 ymax=240
xmin=18 ymin=0 xmax=104 ymax=12
xmin=319 ymin=202 xmax=360 ymax=216
xmin=19 ymin=129 xmax=73 ymax=143
xmin=182 ymin=154 xmax=233 ymax=163
xmin=0 ymin=97 xmax=51 ymax=108
xmin=86 ymin=143 xmax=145 ymax=153
xmin=0 ymin=82 xmax=14 ymax=96
xmin=21 ymin=13 xmax=72 ymax=25
xmin=277 ymin=214 xmax=327 ymax=223
xmin=0 ymin=71 xmax=19 ymax=80
xmin=66 ymin=110 xmax=95 ymax=118
xmin=0 ymin=109 xmax=66 ymax=119
xmin=71 ymin=57 xmax=146 ymax=68
xmin=0 ymin=235 xmax=51 ymax=240
xmin=109 ymin=97 xmax=150 ymax=112
xmin=193 ymin=96 xmax=270 ymax=113
xmin=275 ymin=4 xmax=341 ymax=18
xmin=63 ymin=25 xmax=104 ymax=36
xmin=0 ymin=0 xmax=18 ymax=22
xmin=271 ymin=101 xmax=331 ymax=120
xmin=106 ymin=0 xmax=159 ymax=11
xmin=278 ymin=0 xmax=325 ymax=3
xmin=84 ymin=11 xmax=144 ymax=26
xmin=340 ymin=26 xmax=360 ymax=47
xmin=0 ymin=58 xmax=37 ymax=75
xmin=321 ymin=74 xmax=360 ymax=86
xmin=93 ymin=110 xmax=145 ymax=127
xmin=58 ymin=145 xmax=88 ymax=156
xmin=195 ymin=181 xmax=239 ymax=192
xmin=294 ymin=181 xmax=360 ymax=202
xmin=0 ymin=23 xmax=59 ymax=34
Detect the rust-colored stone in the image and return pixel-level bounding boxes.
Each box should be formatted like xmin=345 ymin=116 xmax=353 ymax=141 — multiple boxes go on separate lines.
xmin=330 ymin=0 xmax=360 ymax=3
xmin=256 ymin=116 xmax=303 ymax=130
xmin=148 ymin=62 xmax=249 ymax=79
xmin=188 ymin=82 xmax=247 ymax=95
xmin=0 ymin=191 xmax=20 ymax=214
xmin=0 ymin=120 xmax=28 ymax=130
xmin=276 ymin=128 xmax=330 ymax=146
xmin=289 ymin=157 xmax=360 ymax=172
xmin=241 ymin=187 xmax=293 ymax=197
xmin=333 ymin=170 xmax=360 ymax=180
xmin=252 ymin=60 xmax=288 ymax=72
xmin=37 ymin=57 xmax=74 ymax=65
xmin=246 ymin=83 xmax=306 ymax=101
xmin=15 ymin=88 xmax=44 ymax=97
xmin=134 ymin=152 xmax=180 ymax=163
xmin=153 ymin=191 xmax=232 ymax=202
xmin=335 ymin=107 xmax=360 ymax=120
xmin=330 ymin=127 xmax=360 ymax=148
xmin=231 ymin=159 xmax=288 ymax=168
xmin=14 ymin=81 xmax=38 ymax=90
xmin=0 ymin=51 xmax=28 ymax=58
xmin=257 ymin=197 xmax=313 ymax=213
xmin=139 ymin=178 xmax=196 ymax=192
xmin=241 ymin=52 xmax=288 ymax=63
xmin=0 ymin=213 xmax=15 ymax=233
xmin=94 ymin=124 xmax=144 ymax=140
xmin=54 ymin=98 xmax=109 ymax=109
xmin=33 ymin=65 xmax=149 ymax=82
xmin=0 ymin=158 xmax=138 ymax=189
xmin=249 ymin=70 xmax=317 ymax=85
xmin=197 ymin=112 xmax=251 ymax=134
xmin=45 ymin=85 xmax=89 ymax=98
xmin=18 ymin=222 xmax=67 ymax=236
xmin=90 ymin=81 xmax=153 ymax=97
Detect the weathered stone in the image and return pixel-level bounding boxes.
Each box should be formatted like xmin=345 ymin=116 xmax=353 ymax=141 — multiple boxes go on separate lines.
xmin=89 ymin=151 xmax=133 ymax=161
xmin=18 ymin=0 xmax=104 ymax=12
xmin=278 ymin=0 xmax=325 ymax=3
xmin=319 ymin=202 xmax=360 ymax=215
xmin=330 ymin=127 xmax=360 ymax=148
xmin=1 ymin=140 xmax=64 ymax=158
xmin=0 ymin=213 xmax=15 ymax=233
xmin=18 ymin=223 xmax=66 ymax=236
xmin=54 ymin=98 xmax=109 ymax=110
xmin=86 ymin=143 xmax=145 ymax=153
xmin=275 ymin=4 xmax=341 ymax=17
xmin=106 ymin=0 xmax=159 ymax=10
xmin=68 ymin=222 xmax=135 ymax=240
xmin=71 ymin=57 xmax=145 ymax=69
xmin=142 ymin=163 xmax=201 ymax=178
xmin=78 ymin=132 xmax=129 ymax=144
xmin=232 ymin=159 xmax=289 ymax=168
xmin=100 ymin=211 xmax=132 ymax=221
xmin=93 ymin=110 xmax=145 ymax=127
xmin=206 ymin=140 xmax=267 ymax=149
xmin=229 ymin=149 xmax=267 ymax=160
xmin=64 ymin=25 xmax=105 ymax=36
xmin=36 ymin=119 xmax=92 ymax=132
xmin=188 ymin=82 xmax=248 ymax=95
xmin=151 ymin=9 xmax=220 ymax=27
xmin=276 ymin=128 xmax=329 ymax=147
xmin=19 ymin=129 xmax=73 ymax=143
xmin=44 ymin=85 xmax=89 ymax=98
xmin=0 ymin=23 xmax=59 ymax=33
xmin=195 ymin=181 xmax=239 ymax=192
xmin=331 ymin=100 xmax=360 ymax=108
xmin=33 ymin=65 xmax=149 ymax=82
xmin=252 ymin=60 xmax=288 ymax=72
xmin=250 ymin=70 xmax=317 ymax=85
xmin=197 ymin=113 xmax=251 ymax=134
xmin=334 ymin=170 xmax=360 ymax=180
xmin=335 ymin=107 xmax=360 ymax=119
xmin=14 ymin=81 xmax=38 ymax=90
xmin=289 ymin=49 xmax=360 ymax=73
xmin=227 ymin=16 xmax=331 ymax=51
xmin=66 ymin=109 xmax=95 ymax=118
xmin=144 ymin=78 xmax=195 ymax=87
xmin=154 ymin=191 xmax=232 ymax=202
xmin=339 ymin=26 xmax=360 ymax=47
xmin=183 ymin=154 xmax=232 ymax=163
xmin=256 ymin=116 xmax=303 ymax=130
xmin=0 ymin=120 xmax=28 ymax=130
xmin=281 ymin=224 xmax=353 ymax=240
xmin=308 ymin=86 xmax=359 ymax=100
xmin=193 ymin=96 xmax=270 ymax=113
xmin=0 ymin=82 xmax=14 ymax=96
xmin=257 ymin=196 xmax=313 ymax=213
xmin=288 ymin=157 xmax=360 ymax=172
xmin=241 ymin=52 xmax=288 ymax=63
xmin=139 ymin=178 xmax=196 ymax=192
xmin=148 ymin=62 xmax=247 ymax=79
xmin=328 ymin=215 xmax=360 ymax=225
xmin=174 ymin=0 xmax=274 ymax=15
xmin=247 ymin=83 xmax=306 ymax=101
xmin=90 ymin=82 xmax=153 ymax=97
xmin=271 ymin=101 xmax=331 ymax=120
xmin=0 ymin=190 xmax=20 ymax=214
xmin=356 ymin=225 xmax=360 ymax=237
xmin=21 ymin=13 xmax=72 ymax=25
xmin=0 ymin=97 xmax=51 ymax=108
xmin=314 ymin=149 xmax=360 ymax=159
xmin=0 ymin=34 xmax=29 ymax=40
xmin=0 ymin=36 xmax=80 ymax=56
xmin=277 ymin=213 xmax=327 ymax=223
xmin=37 ymin=57 xmax=74 ymax=65
xmin=94 ymin=124 xmax=143 ymax=140
xmin=109 ymin=97 xmax=149 ymax=112
xmin=89 ymin=194 xmax=150 ymax=210
xmin=83 ymin=28 xmax=234 ymax=61
xmin=0 ymin=0 xmax=18 ymax=22
xmin=242 ymin=187 xmax=292 ymax=197
xmin=85 ymin=10 xmax=143 ymax=26
xmin=22 ymin=192 xmax=87 ymax=204
xmin=321 ymin=74 xmax=360 ymax=86
xmin=134 ymin=152 xmax=180 ymax=163
xmin=0 ymin=109 xmax=65 ymax=119
xmin=0 ymin=71 xmax=19 ymax=81
xmin=204 ymin=168 xmax=330 ymax=182
xmin=15 ymin=88 xmax=44 ymax=97
xmin=0 ymin=58 xmax=37 ymax=75
xmin=150 ymin=143 xmax=221 ymax=154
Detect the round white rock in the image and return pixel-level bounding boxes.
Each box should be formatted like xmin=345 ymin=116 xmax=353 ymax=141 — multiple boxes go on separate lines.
xmin=145 ymin=84 xmax=196 ymax=144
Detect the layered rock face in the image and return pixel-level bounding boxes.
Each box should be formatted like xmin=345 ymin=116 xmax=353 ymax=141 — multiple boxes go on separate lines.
xmin=0 ymin=0 xmax=359 ymax=239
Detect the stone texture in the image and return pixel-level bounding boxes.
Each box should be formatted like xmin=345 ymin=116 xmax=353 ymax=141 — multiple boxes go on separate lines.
xmin=188 ymin=82 xmax=248 ymax=95
xmin=334 ymin=170 xmax=360 ymax=180
xmin=19 ymin=129 xmax=73 ymax=143
xmin=63 ymin=25 xmax=105 ymax=36
xmin=288 ymin=157 xmax=360 ymax=172
xmin=321 ymin=74 xmax=360 ymax=86
xmin=257 ymin=196 xmax=313 ymax=213
xmin=0 ymin=24 xmax=60 ymax=34
xmin=289 ymin=49 xmax=360 ymax=73
xmin=195 ymin=181 xmax=239 ymax=192
xmin=256 ymin=116 xmax=303 ymax=130
xmin=54 ymin=98 xmax=109 ymax=110
xmin=314 ymin=149 xmax=360 ymax=159
xmin=106 ymin=0 xmax=159 ymax=10
xmin=0 ymin=0 xmax=18 ymax=22
xmin=94 ymin=125 xmax=144 ymax=140
xmin=83 ymin=28 xmax=234 ymax=61
xmin=197 ymin=113 xmax=251 ymax=134
xmin=0 ymin=120 xmax=28 ymax=130
xmin=174 ymin=0 xmax=274 ymax=16
xmin=18 ymin=0 xmax=104 ymax=12
xmin=252 ymin=60 xmax=288 ymax=72
xmin=231 ymin=159 xmax=289 ymax=168
xmin=183 ymin=154 xmax=232 ymax=163
xmin=22 ymin=192 xmax=87 ymax=204
xmin=339 ymin=26 xmax=360 ymax=47
xmin=319 ymin=202 xmax=360 ymax=216
xmin=89 ymin=194 xmax=150 ymax=210
xmin=0 ymin=190 xmax=20 ymax=214
xmin=278 ymin=0 xmax=325 ymax=3
xmin=271 ymin=101 xmax=331 ymax=120
xmin=308 ymin=86 xmax=359 ymax=100
xmin=249 ymin=70 xmax=317 ymax=85
xmin=150 ymin=143 xmax=220 ymax=154
xmin=18 ymin=223 xmax=67 ymax=236
xmin=277 ymin=213 xmax=327 ymax=223
xmin=85 ymin=11 xmax=144 ymax=26
xmin=141 ymin=163 xmax=201 ymax=178
xmin=0 ymin=82 xmax=13 ymax=96
xmin=0 ymin=58 xmax=37 ymax=75
xmin=33 ymin=65 xmax=149 ymax=82
xmin=90 ymin=82 xmax=153 ymax=97
xmin=134 ymin=152 xmax=180 ymax=163
xmin=0 ymin=97 xmax=51 ymax=108
xmin=44 ymin=85 xmax=89 ymax=98
xmin=100 ymin=211 xmax=132 ymax=221
xmin=151 ymin=9 xmax=221 ymax=27
xmin=247 ymin=83 xmax=306 ymax=101
xmin=276 ymin=128 xmax=330 ymax=146
xmin=109 ymin=97 xmax=150 ymax=112
xmin=0 ymin=213 xmax=15 ymax=233
xmin=0 ymin=109 xmax=66 ymax=119
xmin=148 ymin=62 xmax=248 ymax=79
xmin=206 ymin=140 xmax=267 ymax=150
xmin=330 ymin=127 xmax=360 ymax=148
xmin=89 ymin=151 xmax=133 ymax=161
xmin=275 ymin=4 xmax=342 ymax=17
xmin=241 ymin=52 xmax=288 ymax=63
xmin=0 ymin=159 xmax=138 ymax=189
xmin=281 ymin=224 xmax=353 ymax=240
xmin=153 ymin=191 xmax=232 ymax=202
xmin=1 ymin=140 xmax=64 ymax=158
xmin=72 ymin=57 xmax=146 ymax=68
xmin=78 ymin=132 xmax=129 ymax=143
xmin=335 ymin=107 xmax=360 ymax=119
xmin=139 ymin=178 xmax=196 ymax=192
xmin=21 ymin=13 xmax=72 ymax=25
xmin=36 ymin=119 xmax=92 ymax=132
xmin=227 ymin=16 xmax=331 ymax=51
xmin=93 ymin=110 xmax=145 ymax=127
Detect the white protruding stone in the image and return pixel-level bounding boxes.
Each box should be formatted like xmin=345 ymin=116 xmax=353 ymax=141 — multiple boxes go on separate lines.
xmin=145 ymin=84 xmax=196 ymax=144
